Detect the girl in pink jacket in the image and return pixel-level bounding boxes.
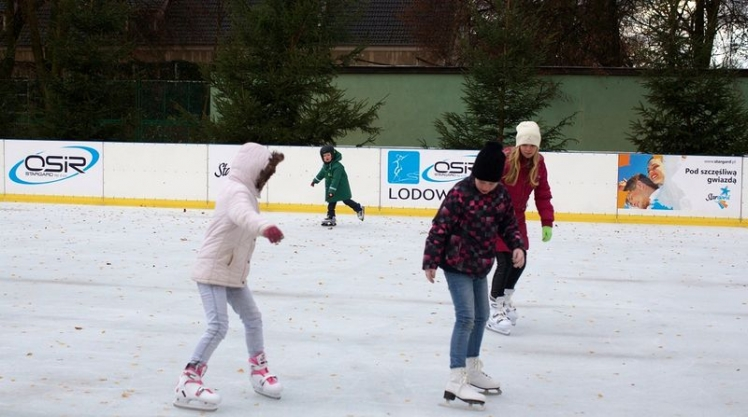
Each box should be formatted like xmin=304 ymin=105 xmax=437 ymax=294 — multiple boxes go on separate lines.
xmin=486 ymin=121 xmax=555 ymax=336
xmin=174 ymin=143 xmax=286 ymax=411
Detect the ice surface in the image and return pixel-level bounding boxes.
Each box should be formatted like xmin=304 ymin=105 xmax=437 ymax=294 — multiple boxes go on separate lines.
xmin=1 ymin=203 xmax=746 ymax=417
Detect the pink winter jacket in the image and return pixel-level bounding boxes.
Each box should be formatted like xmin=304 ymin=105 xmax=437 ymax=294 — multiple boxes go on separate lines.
xmin=496 ymin=147 xmax=554 ymax=252
xmin=191 ymin=143 xmax=275 ymax=288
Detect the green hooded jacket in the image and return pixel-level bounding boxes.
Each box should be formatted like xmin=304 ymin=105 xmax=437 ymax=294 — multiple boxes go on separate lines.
xmin=312 ymin=146 xmax=353 ymax=203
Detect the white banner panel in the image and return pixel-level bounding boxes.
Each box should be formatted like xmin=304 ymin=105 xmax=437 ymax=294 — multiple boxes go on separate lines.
xmin=617 ymin=153 xmax=743 ymax=217
xmin=379 ymin=148 xmax=620 ymax=214
xmin=103 ymin=142 xmax=207 ymax=201
xmin=267 ymin=145 xmax=318 ymax=205
xmin=540 ymin=152 xmax=619 ymax=215
xmin=5 ymin=140 xmax=103 ymax=196
xmin=380 ymin=148 xmax=478 ymax=209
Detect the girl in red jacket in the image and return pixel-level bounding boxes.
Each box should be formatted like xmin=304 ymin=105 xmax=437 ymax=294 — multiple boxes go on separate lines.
xmin=486 ymin=121 xmax=555 ymax=336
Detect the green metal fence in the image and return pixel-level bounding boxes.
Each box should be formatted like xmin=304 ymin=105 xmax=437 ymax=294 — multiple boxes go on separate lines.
xmin=0 ymin=79 xmax=210 ymax=142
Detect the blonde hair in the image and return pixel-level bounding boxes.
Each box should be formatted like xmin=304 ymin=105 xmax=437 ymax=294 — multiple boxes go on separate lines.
xmin=503 ymin=147 xmax=540 ymax=187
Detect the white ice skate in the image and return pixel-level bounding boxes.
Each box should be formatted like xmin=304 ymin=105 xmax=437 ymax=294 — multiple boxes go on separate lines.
xmin=441 ymin=367 xmax=486 ymax=410
xmin=249 ymin=352 xmax=283 ymax=399
xmin=356 ymin=206 xmax=365 ymax=221
xmin=173 ymin=363 xmax=221 ymax=411
xmin=505 ymin=289 xmax=518 ymax=325
xmin=466 ymin=357 xmax=502 ymax=395
xmin=321 ymin=216 xmax=336 ymax=227
xmin=486 ymin=297 xmax=512 ymax=335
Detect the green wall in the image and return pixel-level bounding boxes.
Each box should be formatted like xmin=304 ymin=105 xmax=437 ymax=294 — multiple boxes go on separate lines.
xmin=334 ymin=72 xmax=748 ymax=152
xmin=540 ymin=74 xmax=646 ymax=152
xmin=333 ymin=73 xmax=466 ymax=148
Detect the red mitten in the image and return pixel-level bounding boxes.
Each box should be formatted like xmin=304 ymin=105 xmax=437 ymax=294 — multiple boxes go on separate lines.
xmin=263 ymin=226 xmax=284 ymax=244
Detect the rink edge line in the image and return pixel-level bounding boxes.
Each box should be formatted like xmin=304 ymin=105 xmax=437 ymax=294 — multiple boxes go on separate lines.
xmin=2 ymin=194 xmax=745 ymax=228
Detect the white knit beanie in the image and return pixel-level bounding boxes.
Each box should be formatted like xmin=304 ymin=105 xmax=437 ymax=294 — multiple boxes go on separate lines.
xmin=516 ymin=121 xmax=541 ymax=147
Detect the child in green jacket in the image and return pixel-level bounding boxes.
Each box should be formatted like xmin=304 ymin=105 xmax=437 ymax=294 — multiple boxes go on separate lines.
xmin=310 ymin=145 xmax=365 ymax=226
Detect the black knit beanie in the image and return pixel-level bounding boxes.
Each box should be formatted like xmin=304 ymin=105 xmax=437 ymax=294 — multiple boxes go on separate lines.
xmin=471 ymin=141 xmax=504 ymax=182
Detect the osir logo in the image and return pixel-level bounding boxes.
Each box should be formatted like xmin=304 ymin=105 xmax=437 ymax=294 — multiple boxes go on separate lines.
xmin=421 ymin=154 xmax=477 ymax=183
xmin=9 ymin=145 xmax=100 ymax=185
xmin=387 ymin=150 xmax=478 ymax=185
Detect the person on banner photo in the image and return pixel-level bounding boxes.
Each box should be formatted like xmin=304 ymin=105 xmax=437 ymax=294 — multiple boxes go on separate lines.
xmin=621 ymin=173 xmax=663 ymax=209
xmin=173 ymin=143 xmax=286 ymax=412
xmin=617 ymin=154 xmax=691 ymax=210
xmin=423 ymin=141 xmax=525 ymax=409
xmin=487 ymin=121 xmax=554 ymax=336
xmin=646 ymin=155 xmax=691 ymax=210
xmin=311 ymin=145 xmax=365 ymax=227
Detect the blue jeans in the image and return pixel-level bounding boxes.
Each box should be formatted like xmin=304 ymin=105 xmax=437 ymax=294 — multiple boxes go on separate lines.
xmin=444 ymin=271 xmax=489 ymax=369
xmin=190 ymin=283 xmax=265 ymax=364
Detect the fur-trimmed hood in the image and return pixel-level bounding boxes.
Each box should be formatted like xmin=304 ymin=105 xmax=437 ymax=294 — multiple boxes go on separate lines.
xmin=229 ymin=143 xmax=273 ymax=198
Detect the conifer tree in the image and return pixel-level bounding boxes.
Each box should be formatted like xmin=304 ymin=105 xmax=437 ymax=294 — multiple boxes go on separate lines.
xmin=206 ymin=0 xmax=383 ymax=146
xmin=433 ymin=1 xmax=576 ymax=151
xmin=628 ymin=0 xmax=748 ymax=155
xmin=27 ymin=0 xmax=136 ymax=140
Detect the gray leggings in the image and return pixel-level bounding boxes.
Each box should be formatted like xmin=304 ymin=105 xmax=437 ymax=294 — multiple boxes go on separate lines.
xmin=190 ymin=283 xmax=265 ymax=364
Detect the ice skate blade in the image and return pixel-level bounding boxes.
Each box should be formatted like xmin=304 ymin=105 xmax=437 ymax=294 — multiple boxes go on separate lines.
xmin=253 ymin=388 xmax=282 ymax=400
xmin=439 ymin=396 xmax=486 ymax=411
xmin=173 ymin=398 xmax=219 ymax=411
xmin=470 ymin=385 xmax=502 ymax=395
xmin=439 ymin=391 xmax=486 ymax=411
xmin=485 ymin=324 xmax=511 ymax=335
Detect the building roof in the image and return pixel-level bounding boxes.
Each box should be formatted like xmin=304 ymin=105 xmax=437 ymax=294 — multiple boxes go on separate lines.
xmin=344 ymin=0 xmax=413 ymax=46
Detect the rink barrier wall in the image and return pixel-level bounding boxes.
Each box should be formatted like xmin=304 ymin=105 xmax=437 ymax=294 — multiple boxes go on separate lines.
xmin=1 ymin=139 xmax=746 ymax=227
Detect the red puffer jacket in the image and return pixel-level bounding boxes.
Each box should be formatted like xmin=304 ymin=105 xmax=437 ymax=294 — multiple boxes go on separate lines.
xmin=496 ymin=147 xmax=554 ymax=252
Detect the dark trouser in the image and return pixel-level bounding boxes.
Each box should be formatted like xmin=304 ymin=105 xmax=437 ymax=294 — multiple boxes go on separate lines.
xmin=327 ymin=199 xmax=362 ymax=218
xmin=489 ymin=251 xmax=526 ymax=299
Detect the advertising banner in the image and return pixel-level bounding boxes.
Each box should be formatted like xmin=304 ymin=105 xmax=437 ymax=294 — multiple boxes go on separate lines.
xmin=5 ymin=140 xmax=103 ymax=197
xmin=380 ymin=148 xmax=479 ymax=209
xmin=617 ymin=153 xmax=742 ymax=216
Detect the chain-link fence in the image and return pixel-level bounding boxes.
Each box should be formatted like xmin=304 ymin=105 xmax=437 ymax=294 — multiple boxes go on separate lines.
xmin=0 ymin=79 xmax=210 ymax=143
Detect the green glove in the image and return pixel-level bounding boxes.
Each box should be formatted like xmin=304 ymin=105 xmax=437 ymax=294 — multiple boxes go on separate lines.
xmin=542 ymin=226 xmax=553 ymax=242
